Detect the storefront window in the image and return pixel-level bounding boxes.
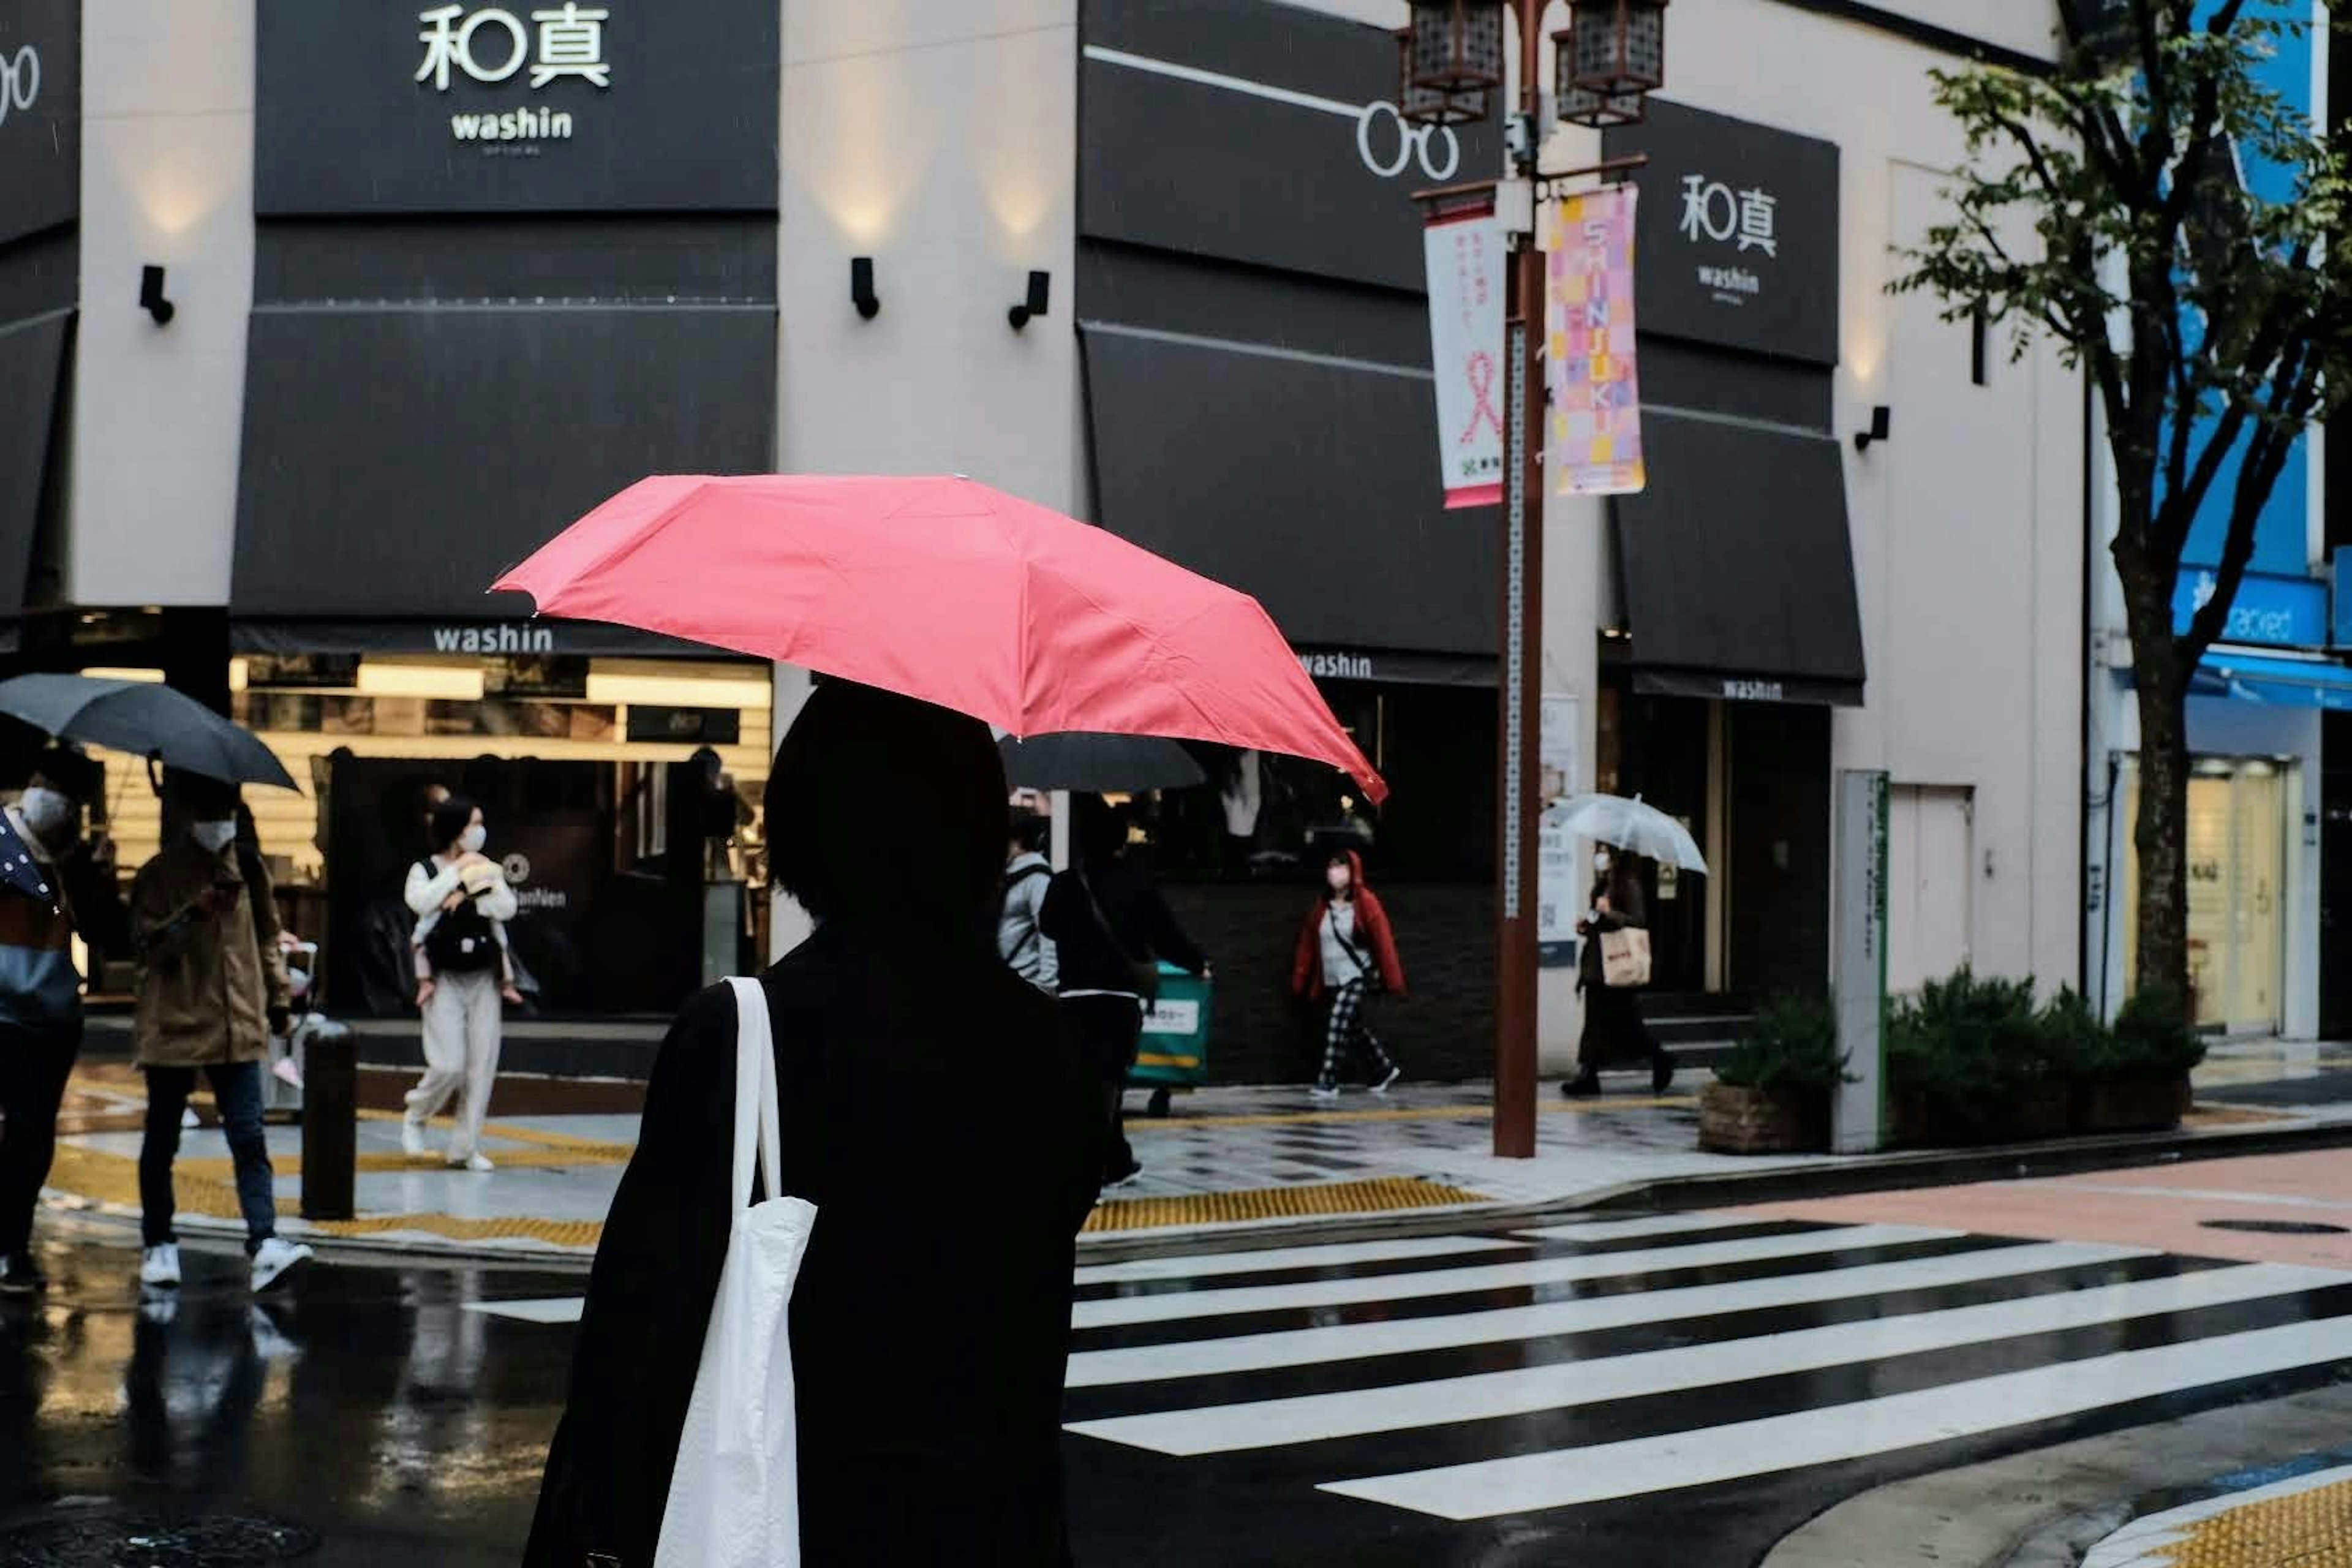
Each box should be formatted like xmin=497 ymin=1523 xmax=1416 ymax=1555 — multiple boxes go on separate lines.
xmin=2120 ymin=756 xmax=2288 ymax=1033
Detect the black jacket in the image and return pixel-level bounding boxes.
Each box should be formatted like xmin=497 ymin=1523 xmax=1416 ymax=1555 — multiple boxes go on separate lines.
xmin=1038 ymin=861 xmax=1207 ymax=993
xmin=524 ymin=918 xmax=1105 ymax=1567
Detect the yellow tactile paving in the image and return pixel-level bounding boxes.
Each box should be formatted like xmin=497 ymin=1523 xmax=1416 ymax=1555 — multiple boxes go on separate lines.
xmin=2157 ymin=1475 xmax=2352 ymax=1566
xmin=1081 ymin=1175 xmax=1488 ymax=1233
xmin=1125 ymin=1096 xmax=1694 ymax=1133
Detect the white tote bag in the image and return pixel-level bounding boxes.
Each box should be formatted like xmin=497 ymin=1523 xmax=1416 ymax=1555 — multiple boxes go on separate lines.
xmin=654 ymin=976 xmax=820 ymax=1568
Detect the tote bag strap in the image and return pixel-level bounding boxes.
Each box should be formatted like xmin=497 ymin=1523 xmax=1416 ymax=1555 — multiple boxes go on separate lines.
xmin=724 ymin=976 xmax=784 ymax=1212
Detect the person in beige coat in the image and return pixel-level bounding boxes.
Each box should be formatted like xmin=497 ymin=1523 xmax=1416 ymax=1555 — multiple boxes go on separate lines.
xmin=131 ymin=767 xmax=312 ymax=1294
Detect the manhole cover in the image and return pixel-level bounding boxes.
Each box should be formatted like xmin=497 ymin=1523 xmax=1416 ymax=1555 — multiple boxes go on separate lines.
xmin=0 ymin=1511 xmax=320 ymax=1567
xmin=2200 ymin=1218 xmax=2351 ymax=1236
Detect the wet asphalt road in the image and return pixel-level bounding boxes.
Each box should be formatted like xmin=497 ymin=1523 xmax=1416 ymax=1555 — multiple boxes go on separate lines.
xmin=7 ymin=1211 xmax=2352 ymax=1567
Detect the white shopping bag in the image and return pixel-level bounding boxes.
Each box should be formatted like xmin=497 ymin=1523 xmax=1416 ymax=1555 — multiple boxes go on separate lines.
xmin=654 ymin=976 xmax=818 ymax=1568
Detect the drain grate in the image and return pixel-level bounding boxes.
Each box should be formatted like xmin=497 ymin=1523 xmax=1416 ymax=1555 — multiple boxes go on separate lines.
xmin=0 ymin=1511 xmax=320 ymax=1567
xmin=2200 ymin=1217 xmax=2351 ymax=1236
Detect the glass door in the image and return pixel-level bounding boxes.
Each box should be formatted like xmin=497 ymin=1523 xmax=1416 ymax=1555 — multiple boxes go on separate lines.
xmin=2120 ymin=756 xmax=2288 ymax=1036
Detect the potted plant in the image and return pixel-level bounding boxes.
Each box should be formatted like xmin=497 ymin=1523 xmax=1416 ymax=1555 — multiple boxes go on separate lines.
xmin=2065 ymin=984 xmax=2203 ymax=1133
xmin=1888 ymin=967 xmax=2065 ymax=1146
xmin=1700 ymin=995 xmax=1845 ymax=1155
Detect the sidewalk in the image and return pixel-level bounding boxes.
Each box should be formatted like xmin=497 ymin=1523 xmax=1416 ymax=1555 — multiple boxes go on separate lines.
xmin=31 ymin=1042 xmax=2352 ymax=1264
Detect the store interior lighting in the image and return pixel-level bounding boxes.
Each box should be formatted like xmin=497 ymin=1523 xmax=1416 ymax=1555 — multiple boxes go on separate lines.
xmin=354 ymin=660 xmax=488 ymax=702
xmin=81 ymin=667 xmax=165 ymax=684
xmin=584 ymin=662 xmax=774 ymax=711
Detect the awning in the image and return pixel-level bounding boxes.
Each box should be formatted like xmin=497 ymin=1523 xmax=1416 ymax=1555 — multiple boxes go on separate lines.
xmin=2193 ymin=647 xmax=2352 ymax=710
xmin=1613 ymin=409 xmax=1865 ymax=707
xmin=230 ymin=303 xmax=775 ymax=625
xmin=1081 ymin=319 xmax=1496 ymax=659
xmin=231 ymin=617 xmax=725 ymax=660
xmin=0 ymin=309 xmax=70 ymax=643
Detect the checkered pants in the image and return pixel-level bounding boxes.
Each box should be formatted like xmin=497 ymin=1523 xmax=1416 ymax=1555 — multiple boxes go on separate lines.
xmin=1318 ymin=979 xmax=1395 ymax=1090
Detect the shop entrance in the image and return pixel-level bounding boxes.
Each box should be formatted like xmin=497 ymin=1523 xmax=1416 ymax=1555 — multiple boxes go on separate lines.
xmin=2122 ymin=756 xmax=2288 ymax=1034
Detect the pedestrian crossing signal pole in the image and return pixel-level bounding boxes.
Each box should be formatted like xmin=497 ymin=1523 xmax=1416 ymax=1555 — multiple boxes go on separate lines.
xmin=1403 ymin=0 xmax=1665 ymax=1158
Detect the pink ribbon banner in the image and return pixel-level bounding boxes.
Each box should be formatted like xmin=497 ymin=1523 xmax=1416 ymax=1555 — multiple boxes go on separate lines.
xmin=1422 ymin=208 xmax=1506 ymax=510
xmin=1547 ymin=185 xmax=1647 ymax=497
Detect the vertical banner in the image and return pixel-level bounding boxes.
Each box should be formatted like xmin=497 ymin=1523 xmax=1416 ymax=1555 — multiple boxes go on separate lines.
xmin=1423 ymin=209 xmax=1507 ymax=508
xmin=1537 ymin=694 xmax=1582 ymax=967
xmin=1546 ymin=186 xmax=1647 ymax=496
xmin=1832 ymin=770 xmax=1891 ymax=1154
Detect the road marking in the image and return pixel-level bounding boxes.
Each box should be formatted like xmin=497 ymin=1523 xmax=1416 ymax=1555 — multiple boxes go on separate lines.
xmin=1511 ymin=1213 xmax=1777 ymax=1244
xmin=1065 ymin=1240 xmax=2141 ymax=1387
xmin=1320 ymin=1313 xmax=2352 ymax=1518
xmin=464 ymin=1297 xmax=585 ymax=1324
xmin=1074 ymin=1235 xmax=1523 ymax=1288
xmin=1069 ymin=1263 xmax=2342 ymax=1455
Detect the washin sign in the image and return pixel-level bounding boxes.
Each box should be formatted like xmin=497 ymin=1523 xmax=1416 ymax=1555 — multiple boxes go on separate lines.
xmin=1422 ymin=209 xmax=1507 ymax=509
xmin=1547 ymin=186 xmax=1646 ymax=497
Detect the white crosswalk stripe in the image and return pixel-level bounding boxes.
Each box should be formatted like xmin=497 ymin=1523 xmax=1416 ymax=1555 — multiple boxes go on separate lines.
xmin=1060 ymin=1214 xmax=2352 ymax=1523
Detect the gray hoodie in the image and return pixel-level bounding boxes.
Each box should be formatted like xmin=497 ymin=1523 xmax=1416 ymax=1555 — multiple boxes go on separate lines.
xmin=997 ymin=851 xmax=1057 ymax=992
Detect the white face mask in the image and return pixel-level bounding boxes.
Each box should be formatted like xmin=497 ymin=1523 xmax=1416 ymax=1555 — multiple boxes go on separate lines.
xmin=459 ymin=823 xmax=488 ymax=854
xmin=1593 ymin=850 xmax=1612 ymax=873
xmin=192 ymin=820 xmax=238 ymax=854
xmin=1326 ymin=865 xmax=1351 ymax=893
xmin=19 ymin=787 xmax=75 ymax=844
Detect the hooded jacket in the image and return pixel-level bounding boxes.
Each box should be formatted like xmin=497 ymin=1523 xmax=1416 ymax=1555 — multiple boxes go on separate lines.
xmin=1292 ymin=851 xmax=1407 ymax=1000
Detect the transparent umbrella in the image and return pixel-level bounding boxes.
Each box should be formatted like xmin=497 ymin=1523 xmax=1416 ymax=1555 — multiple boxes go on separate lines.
xmin=1545 ymin=793 xmax=1708 ymax=874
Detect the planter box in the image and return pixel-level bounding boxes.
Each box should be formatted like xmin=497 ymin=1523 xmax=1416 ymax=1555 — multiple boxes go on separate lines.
xmin=2072 ymin=1074 xmax=2192 ymax=1134
xmin=1699 ymin=1082 xmax=1829 ymax=1155
xmin=1889 ymin=1082 xmax=2068 ymax=1148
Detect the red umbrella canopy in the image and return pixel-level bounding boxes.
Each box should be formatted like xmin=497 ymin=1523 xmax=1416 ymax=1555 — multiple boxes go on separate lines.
xmin=494 ymin=475 xmax=1387 ymax=802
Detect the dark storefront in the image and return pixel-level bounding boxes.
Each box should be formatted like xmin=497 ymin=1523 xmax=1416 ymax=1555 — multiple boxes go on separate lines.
xmin=0 ymin=0 xmax=80 ymax=658
xmin=1077 ymin=0 xmax=1502 ymax=1080
xmin=1599 ymin=103 xmax=1865 ymax=1008
xmin=237 ymin=0 xmax=780 ymax=1018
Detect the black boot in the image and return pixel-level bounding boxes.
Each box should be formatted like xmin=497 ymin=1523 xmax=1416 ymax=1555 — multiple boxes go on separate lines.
xmin=1561 ymin=1071 xmax=1602 ymax=1099
xmin=1652 ymin=1050 xmax=1678 ymax=1095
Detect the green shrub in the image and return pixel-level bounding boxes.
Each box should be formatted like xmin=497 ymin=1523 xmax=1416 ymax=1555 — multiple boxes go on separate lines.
xmin=2037 ymin=985 xmax=2113 ymax=1083
xmin=2108 ymin=984 xmax=2207 ymax=1079
xmin=1888 ymin=967 xmax=2054 ymax=1137
xmin=1714 ymin=995 xmax=1847 ymax=1095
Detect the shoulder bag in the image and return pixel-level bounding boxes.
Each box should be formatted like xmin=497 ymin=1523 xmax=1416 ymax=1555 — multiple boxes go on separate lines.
xmin=654 ymin=976 xmax=820 ymax=1568
xmin=1598 ymin=926 xmax=1652 ymax=989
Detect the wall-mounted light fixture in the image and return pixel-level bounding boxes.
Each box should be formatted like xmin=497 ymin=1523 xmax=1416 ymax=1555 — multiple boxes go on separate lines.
xmin=1008 ymin=270 xmax=1051 ymax=331
xmin=1853 ymin=404 xmax=1891 ymax=453
xmin=850 ymin=256 xmax=880 ymax=320
xmin=139 ymin=264 xmax=175 ymax=326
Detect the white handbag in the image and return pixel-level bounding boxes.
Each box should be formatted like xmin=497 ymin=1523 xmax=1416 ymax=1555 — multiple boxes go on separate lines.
xmin=654 ymin=976 xmax=820 ymax=1568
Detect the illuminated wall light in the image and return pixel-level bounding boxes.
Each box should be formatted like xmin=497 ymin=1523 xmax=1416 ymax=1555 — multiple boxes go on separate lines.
xmin=81 ymin=667 xmax=166 ymax=684
xmin=584 ymin=664 xmax=775 ymax=711
xmin=354 ymin=660 xmax=488 ymax=702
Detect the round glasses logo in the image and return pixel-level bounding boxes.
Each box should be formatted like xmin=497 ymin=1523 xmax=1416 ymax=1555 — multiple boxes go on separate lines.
xmin=1355 ymin=101 xmax=1460 ymax=183
xmin=0 ymin=47 xmax=39 ymax=128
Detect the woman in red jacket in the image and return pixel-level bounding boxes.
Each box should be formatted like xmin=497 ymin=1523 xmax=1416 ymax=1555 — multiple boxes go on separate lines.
xmin=1291 ymin=850 xmax=1408 ymax=1100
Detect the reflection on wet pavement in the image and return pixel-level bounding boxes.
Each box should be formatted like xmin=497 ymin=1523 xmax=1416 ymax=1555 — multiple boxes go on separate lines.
xmin=0 ymin=1230 xmax=573 ymax=1564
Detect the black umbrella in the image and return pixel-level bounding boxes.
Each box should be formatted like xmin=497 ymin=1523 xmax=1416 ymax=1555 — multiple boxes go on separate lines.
xmin=0 ymin=674 xmax=299 ymax=791
xmin=998 ymin=732 xmax=1207 ymax=793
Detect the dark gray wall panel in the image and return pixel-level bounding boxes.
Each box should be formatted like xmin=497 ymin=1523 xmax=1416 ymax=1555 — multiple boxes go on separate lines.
xmin=0 ymin=311 xmax=68 ymax=616
xmin=232 ymin=304 xmax=775 ymax=618
xmin=0 ymin=0 xmax=79 ymax=248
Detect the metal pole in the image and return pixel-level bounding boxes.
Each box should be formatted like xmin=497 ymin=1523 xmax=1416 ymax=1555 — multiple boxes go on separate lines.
xmin=1493 ymin=0 xmax=1546 ymax=1159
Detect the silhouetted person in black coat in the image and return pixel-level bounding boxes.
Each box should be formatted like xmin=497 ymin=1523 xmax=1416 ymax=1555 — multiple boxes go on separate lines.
xmin=525 ymin=682 xmax=1105 ymax=1567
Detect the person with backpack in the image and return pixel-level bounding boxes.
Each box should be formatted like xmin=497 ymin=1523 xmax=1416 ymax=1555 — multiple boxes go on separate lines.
xmin=1039 ymin=794 xmax=1207 ymax=1189
xmin=1291 ymin=850 xmax=1408 ymax=1100
xmin=399 ymin=794 xmax=518 ymax=1170
xmin=998 ymin=809 xmax=1057 ymax=993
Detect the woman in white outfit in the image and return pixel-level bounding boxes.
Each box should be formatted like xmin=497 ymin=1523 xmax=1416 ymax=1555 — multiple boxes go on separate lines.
xmin=401 ymin=796 xmax=516 ymax=1170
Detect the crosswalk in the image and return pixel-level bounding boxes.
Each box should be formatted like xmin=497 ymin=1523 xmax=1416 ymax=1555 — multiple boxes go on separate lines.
xmin=470 ymin=1212 xmax=2352 ymax=1529
xmin=1059 ymin=1213 xmax=2352 ymax=1522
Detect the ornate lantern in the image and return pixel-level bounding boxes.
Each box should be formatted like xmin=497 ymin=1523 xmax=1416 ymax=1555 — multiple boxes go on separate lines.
xmin=1406 ymin=0 xmax=1506 ymax=95
xmin=1562 ymin=0 xmax=1668 ymax=99
xmin=1396 ymin=28 xmax=1491 ymax=128
xmin=1553 ymin=62 xmax=1647 ymax=129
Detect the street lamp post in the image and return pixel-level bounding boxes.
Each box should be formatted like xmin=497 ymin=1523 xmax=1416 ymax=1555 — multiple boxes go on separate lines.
xmin=1401 ymin=0 xmax=1665 ymax=1159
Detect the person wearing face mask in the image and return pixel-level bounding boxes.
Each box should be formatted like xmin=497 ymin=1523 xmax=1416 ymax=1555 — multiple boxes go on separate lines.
xmin=0 ymin=746 xmax=130 ymax=1296
xmin=1562 ymin=844 xmax=1675 ymax=1098
xmin=130 ymin=767 xmax=311 ymax=1294
xmin=400 ymin=795 xmax=518 ymax=1170
xmin=1291 ymin=850 xmax=1408 ymax=1101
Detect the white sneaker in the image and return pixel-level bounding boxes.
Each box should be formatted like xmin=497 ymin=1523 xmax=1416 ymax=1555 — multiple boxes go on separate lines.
xmin=1372 ymin=1066 xmax=1403 ymax=1095
xmin=399 ymin=1119 xmax=428 ymax=1158
xmin=250 ymin=1237 xmax=314 ymax=1293
xmin=448 ymin=1153 xmax=494 ymax=1174
xmin=139 ymin=1243 xmax=182 ymax=1289
xmin=1308 ymin=1084 xmax=1341 ymax=1102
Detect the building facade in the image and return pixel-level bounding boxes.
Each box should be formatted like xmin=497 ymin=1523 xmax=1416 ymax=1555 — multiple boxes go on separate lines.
xmin=2 ymin=0 xmax=2091 ymax=1068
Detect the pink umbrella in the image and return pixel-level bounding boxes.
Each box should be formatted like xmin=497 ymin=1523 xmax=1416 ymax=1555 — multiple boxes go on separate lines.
xmin=494 ymin=475 xmax=1386 ymax=802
